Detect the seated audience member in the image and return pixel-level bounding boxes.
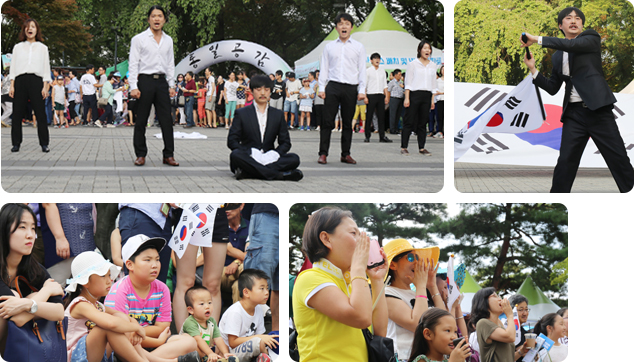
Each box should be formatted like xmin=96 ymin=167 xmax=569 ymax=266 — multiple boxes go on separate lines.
xmin=227 ymin=75 xmax=303 ymax=181
xmin=104 ymin=234 xmax=199 ymax=359
xmin=0 ymin=203 xmax=65 ymax=354
xmin=219 ymin=269 xmax=278 ymax=362
xmin=222 ymin=204 xmax=248 ymax=304
xmin=181 ymin=286 xmax=234 ymax=362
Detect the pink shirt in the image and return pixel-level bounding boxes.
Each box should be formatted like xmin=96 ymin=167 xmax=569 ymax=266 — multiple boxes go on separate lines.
xmin=104 ymin=276 xmax=171 ymax=327
xmin=65 ymin=296 xmax=105 ymax=361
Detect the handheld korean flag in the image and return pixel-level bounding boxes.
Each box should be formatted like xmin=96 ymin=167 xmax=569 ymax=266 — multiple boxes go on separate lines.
xmin=169 ymin=204 xmax=204 ymax=259
xmin=513 ymin=304 xmax=522 ymax=345
xmin=454 ymin=75 xmax=546 ymax=161
xmin=188 ymin=203 xmax=221 ymax=247
xmin=446 ymin=255 xmax=461 ymax=311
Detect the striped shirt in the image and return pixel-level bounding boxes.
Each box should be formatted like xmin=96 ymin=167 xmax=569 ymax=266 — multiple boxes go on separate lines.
xmin=104 ymin=276 xmax=171 ymax=327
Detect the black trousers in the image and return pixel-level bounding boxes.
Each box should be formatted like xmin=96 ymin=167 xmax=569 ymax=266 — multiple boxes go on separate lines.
xmin=551 ymin=103 xmax=634 ymax=193
xmin=365 ymin=93 xmax=386 ymax=140
xmin=389 ymin=97 xmax=404 ymax=134
xmin=98 ymin=103 xmax=113 ymax=124
xmin=230 ymin=148 xmax=300 ymax=180
xmin=68 ymin=100 xmax=78 ymax=119
xmin=134 ymin=75 xmax=175 ymax=158
xmin=401 ymin=90 xmax=432 ymax=149
xmin=11 ymin=74 xmax=49 ymax=147
xmin=82 ymin=94 xmax=98 ymax=124
xmin=436 ymin=100 xmax=444 ymax=134
xmin=320 ymin=82 xmax=357 ymax=157
xmin=313 ymin=104 xmax=324 ymax=128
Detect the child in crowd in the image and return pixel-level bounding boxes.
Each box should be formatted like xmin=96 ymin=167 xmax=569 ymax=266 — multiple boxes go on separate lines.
xmin=219 ymin=269 xmax=277 ymax=362
xmin=298 ymin=79 xmax=314 ymax=131
xmin=534 ymin=313 xmax=568 ymax=362
xmin=64 ymin=251 xmax=199 ymax=362
xmin=181 ymin=286 xmax=234 ymax=362
xmin=104 ymin=234 xmax=200 ymax=360
xmin=353 ymin=98 xmax=366 ymax=133
xmin=52 ymin=76 xmax=68 ymax=128
xmin=408 ymin=308 xmax=471 ymax=362
xmin=197 ymin=78 xmax=208 ymax=127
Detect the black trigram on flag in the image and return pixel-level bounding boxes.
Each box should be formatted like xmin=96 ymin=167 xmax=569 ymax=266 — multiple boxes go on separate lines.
xmin=504 ymin=96 xmax=522 ymax=110
xmin=190 ymin=204 xmax=200 ymax=213
xmin=206 ymin=205 xmax=215 ymax=213
xmin=510 ymin=112 xmax=530 ymax=128
xmin=201 ymin=228 xmax=210 ymax=237
xmin=173 ymin=235 xmax=179 ymax=245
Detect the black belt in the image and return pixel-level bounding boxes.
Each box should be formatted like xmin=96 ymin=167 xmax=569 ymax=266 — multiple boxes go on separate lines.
xmin=329 ymin=81 xmax=357 ymax=87
xmin=569 ymin=101 xmax=588 ymax=108
xmin=141 ymin=74 xmax=166 ymax=80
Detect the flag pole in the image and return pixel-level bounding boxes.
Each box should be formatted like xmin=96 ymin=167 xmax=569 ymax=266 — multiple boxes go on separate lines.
xmin=534 ymin=84 xmax=546 ymax=120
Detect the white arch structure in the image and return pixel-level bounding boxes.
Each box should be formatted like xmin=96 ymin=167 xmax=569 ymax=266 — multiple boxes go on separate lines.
xmin=175 ymin=39 xmax=292 ymax=76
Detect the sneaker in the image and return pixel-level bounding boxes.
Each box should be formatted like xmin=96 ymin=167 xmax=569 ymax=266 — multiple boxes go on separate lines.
xmin=434 ymin=132 xmax=444 ymax=139
xmin=53 ymin=125 xmax=59 ymax=129
xmin=95 ymin=120 xmax=103 ymax=128
xmin=359 ymin=128 xmax=364 ymax=133
xmin=177 ymin=351 xmax=200 ymax=362
xmin=106 ymin=124 xmax=115 ymax=128
xmin=256 ymin=353 xmax=272 ymax=362
xmin=316 ymin=126 xmax=320 ymax=131
xmin=306 ymin=127 xmax=311 ymax=131
xmin=65 ymin=124 xmax=69 ymax=128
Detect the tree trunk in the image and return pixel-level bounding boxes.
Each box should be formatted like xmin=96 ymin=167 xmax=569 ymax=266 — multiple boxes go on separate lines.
xmin=492 ymin=203 xmax=512 ymax=290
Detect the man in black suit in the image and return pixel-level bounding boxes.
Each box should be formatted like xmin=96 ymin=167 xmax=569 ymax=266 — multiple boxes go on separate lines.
xmin=227 ymin=75 xmax=303 ymax=181
xmin=522 ymin=6 xmax=634 ymax=193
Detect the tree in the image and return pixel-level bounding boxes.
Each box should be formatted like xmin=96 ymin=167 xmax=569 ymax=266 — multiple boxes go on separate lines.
xmin=430 ymin=203 xmax=568 ymax=298
xmin=289 ymin=203 xmax=446 ymax=274
xmin=1 ymin=0 xmax=92 ymax=66
xmin=454 ymin=0 xmax=634 ymax=90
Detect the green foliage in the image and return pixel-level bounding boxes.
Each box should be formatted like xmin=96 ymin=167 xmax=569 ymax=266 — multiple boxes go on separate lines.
xmin=550 ymin=257 xmax=568 ymax=286
xmin=455 ymin=0 xmax=634 ymax=90
xmin=430 ymin=203 xmax=568 ymax=297
xmin=289 ymin=203 xmax=447 ymax=274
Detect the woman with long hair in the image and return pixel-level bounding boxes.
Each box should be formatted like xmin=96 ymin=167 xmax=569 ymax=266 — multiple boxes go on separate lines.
xmin=0 ymin=203 xmax=65 ymax=354
xmin=401 ymin=40 xmax=437 ymax=156
xmin=470 ymin=288 xmax=515 ymax=362
xmin=8 ymin=19 xmax=52 ymax=152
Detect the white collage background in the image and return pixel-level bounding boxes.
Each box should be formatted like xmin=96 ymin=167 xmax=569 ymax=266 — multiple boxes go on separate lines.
xmin=2 ymin=0 xmax=633 ymax=361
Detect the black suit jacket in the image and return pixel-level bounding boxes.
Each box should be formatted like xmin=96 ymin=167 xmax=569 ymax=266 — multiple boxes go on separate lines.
xmin=533 ymin=29 xmax=616 ymax=120
xmin=227 ymin=104 xmax=292 ymax=155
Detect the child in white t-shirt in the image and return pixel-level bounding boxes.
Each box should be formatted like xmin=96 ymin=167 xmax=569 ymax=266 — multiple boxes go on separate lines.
xmin=219 ymin=269 xmax=278 ymax=362
xmin=298 ymin=78 xmax=315 ymax=131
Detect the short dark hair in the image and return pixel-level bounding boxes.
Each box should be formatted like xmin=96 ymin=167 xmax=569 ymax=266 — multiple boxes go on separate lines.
xmin=129 ymin=243 xmax=161 ymax=263
xmin=275 ymin=70 xmax=283 ymax=77
xmin=315 ymin=70 xmax=320 ymax=73
xmin=147 ymin=5 xmax=168 ymax=22
xmin=392 ymin=69 xmax=401 ymax=75
xmin=370 ymin=53 xmax=381 ymax=60
xmin=470 ymin=287 xmax=497 ymax=327
xmin=86 ymin=64 xmax=95 ymax=71
xmin=19 ymin=19 xmax=44 ymax=42
xmin=249 ymin=75 xmax=273 ymax=91
xmin=408 ymin=309 xmax=454 ymax=362
xmin=309 ymin=71 xmax=316 ymax=78
xmin=302 ymin=207 xmax=353 ymax=263
xmin=335 ymin=13 xmax=354 ymax=26
xmin=509 ymin=294 xmax=529 ymax=307
xmin=417 ymin=40 xmax=432 ymax=58
xmin=288 ymin=72 xmax=296 ymax=79
xmin=185 ymin=285 xmax=210 ymax=308
xmin=107 ymin=74 xmax=116 ymax=81
xmin=238 ymin=269 xmax=269 ymax=298
xmin=186 ymin=71 xmax=194 ymax=78
xmin=557 ymin=7 xmax=585 ymax=36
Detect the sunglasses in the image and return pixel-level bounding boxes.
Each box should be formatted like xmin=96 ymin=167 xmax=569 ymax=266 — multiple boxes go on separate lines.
xmin=396 ymin=251 xmax=420 ymax=263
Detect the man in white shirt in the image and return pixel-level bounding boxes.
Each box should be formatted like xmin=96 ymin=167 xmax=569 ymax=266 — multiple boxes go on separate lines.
xmin=79 ymin=64 xmax=103 ymax=126
xmin=284 ymin=72 xmax=301 ymax=128
xmin=129 ymin=5 xmax=179 ymax=167
xmin=364 ymin=52 xmax=391 ymax=143
xmin=227 ymin=75 xmax=302 ymax=181
xmin=205 ymin=68 xmax=217 ymax=128
xmin=318 ymin=13 xmax=367 ymax=165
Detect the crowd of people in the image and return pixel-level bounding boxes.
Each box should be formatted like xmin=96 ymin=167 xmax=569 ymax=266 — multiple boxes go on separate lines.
xmin=291 ymin=207 xmax=568 ymax=362
xmin=0 ymin=203 xmax=280 ymax=362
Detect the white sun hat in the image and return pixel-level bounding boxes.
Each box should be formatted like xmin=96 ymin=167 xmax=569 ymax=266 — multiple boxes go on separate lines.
xmin=121 ymin=234 xmax=167 ymax=262
xmin=65 ymin=251 xmax=121 ymax=293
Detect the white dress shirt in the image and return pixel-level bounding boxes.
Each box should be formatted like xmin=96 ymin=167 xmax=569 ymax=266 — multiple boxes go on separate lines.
xmin=9 ymin=41 xmax=52 ymax=82
xmin=436 ymin=78 xmax=444 ymax=101
xmin=255 ymin=104 xmax=269 ymax=143
xmin=365 ymin=66 xmax=387 ymax=95
xmin=318 ymin=37 xmax=367 ymax=94
xmin=404 ymin=58 xmax=437 ymax=93
xmin=128 ymin=28 xmax=175 ymax=90
xmin=536 ymin=36 xmax=582 ymax=103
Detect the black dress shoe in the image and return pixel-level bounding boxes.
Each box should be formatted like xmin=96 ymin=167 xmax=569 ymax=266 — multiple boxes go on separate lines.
xmin=364 ymin=138 xmax=370 ymax=143
xmin=11 ymin=145 xmax=19 ymax=152
xmin=281 ymin=169 xmax=304 ymax=181
xmin=234 ymin=168 xmax=246 ymax=180
xmin=41 ymin=145 xmax=50 ymax=153
xmin=380 ymin=136 xmax=393 ymax=143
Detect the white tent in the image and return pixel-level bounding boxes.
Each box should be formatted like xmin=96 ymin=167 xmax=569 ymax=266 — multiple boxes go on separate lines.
xmin=294 ymin=2 xmax=444 ymax=78
xmin=516 ymin=276 xmax=562 ymax=324
xmin=621 ymin=79 xmax=634 ymax=94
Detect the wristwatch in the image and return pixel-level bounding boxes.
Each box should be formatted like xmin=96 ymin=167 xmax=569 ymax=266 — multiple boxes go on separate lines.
xmin=28 ymin=300 xmax=38 ymax=314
